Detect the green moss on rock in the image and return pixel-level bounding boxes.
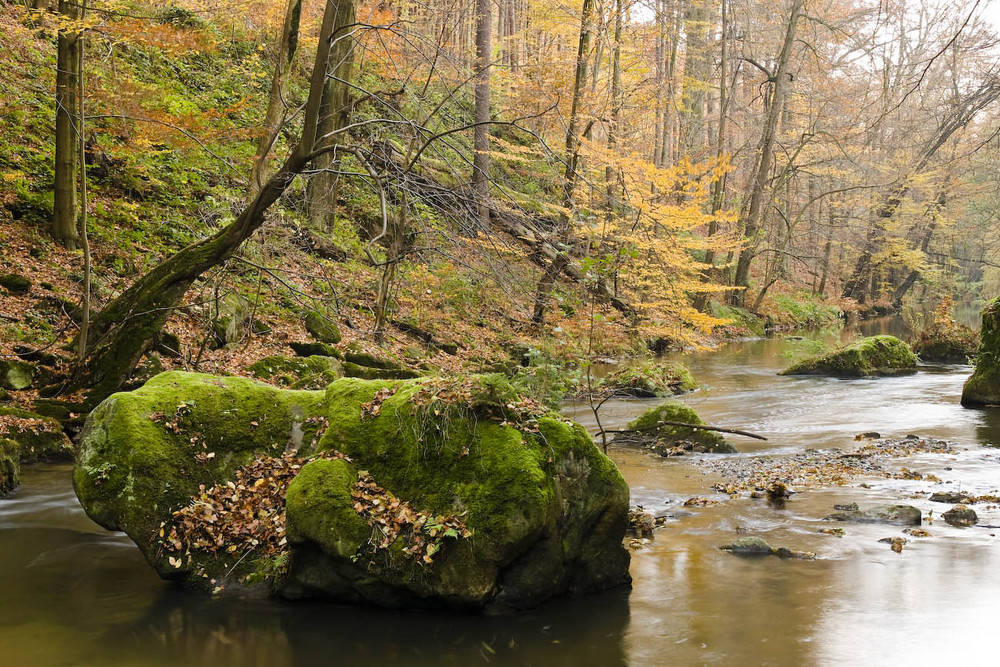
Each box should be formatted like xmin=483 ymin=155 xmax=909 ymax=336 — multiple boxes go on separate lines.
xmin=74 ymin=371 xmax=327 ymax=585
xmin=0 ymin=273 xmax=31 ymax=295
xmin=779 ymin=335 xmax=918 ymax=377
xmin=0 ymin=360 xmax=37 ymax=390
xmin=305 ymin=311 xmax=342 ymax=344
xmin=1 ymin=438 xmax=19 ymax=497
xmin=0 ymin=406 xmax=74 ymax=463
xmin=342 ymin=361 xmax=421 ymax=380
xmin=74 ymin=372 xmax=631 ymax=610
xmin=600 ymin=361 xmax=697 ymax=397
xmin=289 ymin=342 xmax=341 ymax=358
xmin=249 ymin=355 xmax=343 ymax=389
xmin=962 ymin=297 xmax=1000 ymax=407
xmin=622 ymin=401 xmax=736 ymax=454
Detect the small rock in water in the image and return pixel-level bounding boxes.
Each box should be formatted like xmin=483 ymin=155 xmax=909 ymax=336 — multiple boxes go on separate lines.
xmin=855 ymin=432 xmax=881 ymax=440
xmin=943 ymin=504 xmax=978 ymax=527
xmin=833 ymin=502 xmax=859 ymax=512
xmin=903 ymin=434 xmax=920 ymax=441
xmin=774 ymin=547 xmax=816 ymax=560
xmin=767 ymin=482 xmax=792 ymax=499
xmin=878 ymin=536 xmax=908 ymax=553
xmin=825 ymin=504 xmax=922 ymax=526
xmin=903 ymin=528 xmax=931 ymax=537
xmin=819 ymin=527 xmax=845 ymax=537
xmin=720 ymin=537 xmax=815 ymax=559
xmin=719 ymin=537 xmax=774 ymax=556
xmin=683 ymin=497 xmax=719 ymax=507
xmin=929 ymin=491 xmax=973 ymax=504
xmin=628 ymin=509 xmax=657 ymax=538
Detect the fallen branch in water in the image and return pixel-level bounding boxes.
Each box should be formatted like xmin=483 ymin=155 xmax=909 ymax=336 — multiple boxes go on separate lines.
xmin=604 ymin=421 xmax=768 ymax=441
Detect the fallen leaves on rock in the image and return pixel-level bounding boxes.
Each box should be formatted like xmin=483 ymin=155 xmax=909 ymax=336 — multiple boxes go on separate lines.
xmin=350 ymin=470 xmax=472 ymax=565
xmin=160 ymin=450 xmax=350 ymax=564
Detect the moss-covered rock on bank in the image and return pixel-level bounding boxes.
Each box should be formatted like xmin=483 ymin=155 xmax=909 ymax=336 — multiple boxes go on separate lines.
xmin=962 ymin=297 xmax=1000 ymax=407
xmin=74 ymin=371 xmax=631 ymax=610
xmin=1 ymin=438 xmax=19 ymax=496
xmin=599 ymin=361 xmax=697 ymax=398
xmin=614 ymin=401 xmax=737 ymax=454
xmin=778 ymin=335 xmax=918 ymax=378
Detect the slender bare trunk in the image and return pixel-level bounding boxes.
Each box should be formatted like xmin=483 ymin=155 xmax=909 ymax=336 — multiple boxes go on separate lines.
xmin=54 ymin=0 xmax=81 ymax=249
xmin=532 ymin=0 xmax=595 ymax=325
xmin=248 ymin=0 xmax=304 ymax=198
xmin=472 ymin=0 xmax=492 ymax=230
xmin=308 ymin=0 xmax=357 ymax=231
xmin=731 ymin=0 xmax=802 ymax=306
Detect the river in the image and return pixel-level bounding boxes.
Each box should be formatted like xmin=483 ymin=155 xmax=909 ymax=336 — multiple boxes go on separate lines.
xmin=3 ymin=316 xmax=1000 ymax=665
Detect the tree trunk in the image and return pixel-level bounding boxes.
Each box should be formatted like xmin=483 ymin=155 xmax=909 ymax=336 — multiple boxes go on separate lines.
xmin=531 ymin=0 xmax=595 ymax=325
xmin=307 ymin=0 xmax=357 ymax=231
xmin=472 ymin=0 xmax=492 ymax=231
xmin=693 ymin=0 xmax=727 ymax=311
xmin=731 ymin=0 xmax=802 ymax=306
xmin=53 ymin=0 xmax=81 ymax=249
xmin=71 ymin=0 xmax=350 ymax=404
xmin=892 ymin=185 xmax=948 ymax=305
xmin=248 ymin=0 xmax=303 ymax=198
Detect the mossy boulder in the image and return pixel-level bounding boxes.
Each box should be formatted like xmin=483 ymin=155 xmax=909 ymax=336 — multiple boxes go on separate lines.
xmin=74 ymin=372 xmax=631 ymax=610
xmin=289 ymin=342 xmax=341 ymax=358
xmin=779 ymin=335 xmax=918 ymax=378
xmin=1 ymin=438 xmax=19 ymax=496
xmin=249 ymin=355 xmax=343 ymax=389
xmin=616 ymin=401 xmax=736 ymax=454
xmin=962 ymin=297 xmax=1000 ymax=407
xmin=0 ymin=406 xmax=74 ymax=463
xmin=304 ymin=311 xmax=341 ymax=345
xmin=0 ymin=272 xmax=31 ymax=295
xmin=342 ymin=361 xmax=421 ymax=380
xmin=600 ymin=361 xmax=697 ymax=398
xmin=0 ymin=360 xmax=37 ymax=390
xmin=74 ymin=372 xmax=328 ymax=561
xmin=344 ymin=351 xmax=403 ymax=370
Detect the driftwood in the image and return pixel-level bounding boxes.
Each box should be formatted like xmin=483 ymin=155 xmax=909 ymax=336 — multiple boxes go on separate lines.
xmin=605 ymin=421 xmax=768 ymax=441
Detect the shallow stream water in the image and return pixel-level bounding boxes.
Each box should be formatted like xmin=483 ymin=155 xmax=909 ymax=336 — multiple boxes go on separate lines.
xmin=4 ymin=315 xmax=1000 ymax=665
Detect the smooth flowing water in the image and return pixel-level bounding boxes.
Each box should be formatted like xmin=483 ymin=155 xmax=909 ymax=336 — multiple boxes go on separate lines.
xmin=4 ymin=316 xmax=1000 ymax=666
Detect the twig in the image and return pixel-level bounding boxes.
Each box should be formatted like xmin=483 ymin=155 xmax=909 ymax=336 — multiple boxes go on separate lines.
xmin=606 ymin=421 xmax=768 ymax=440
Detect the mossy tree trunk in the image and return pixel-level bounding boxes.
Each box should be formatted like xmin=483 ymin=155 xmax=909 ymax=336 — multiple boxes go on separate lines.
xmin=71 ymin=1 xmax=351 ymax=405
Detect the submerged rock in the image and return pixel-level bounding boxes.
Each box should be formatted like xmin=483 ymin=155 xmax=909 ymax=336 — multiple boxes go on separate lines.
xmin=824 ymin=504 xmax=922 ymax=526
xmin=720 ymin=536 xmax=774 ymax=555
xmin=614 ymin=401 xmax=737 ymax=454
xmin=74 ymin=372 xmax=631 ymax=611
xmin=962 ymin=297 xmax=1000 ymax=407
xmin=719 ymin=536 xmax=814 ymax=559
xmin=942 ymin=504 xmax=977 ymax=527
xmin=929 ymin=491 xmax=974 ymax=504
xmin=778 ymin=335 xmax=918 ymax=378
